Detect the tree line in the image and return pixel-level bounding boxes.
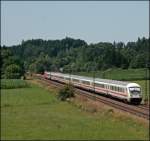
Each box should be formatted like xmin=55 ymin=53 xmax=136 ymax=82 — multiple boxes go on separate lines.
xmin=1 ymin=37 xmax=149 ymax=79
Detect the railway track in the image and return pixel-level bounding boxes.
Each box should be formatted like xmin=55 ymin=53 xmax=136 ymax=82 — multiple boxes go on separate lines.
xmin=34 ymin=75 xmax=150 ymax=120
xmin=137 ymin=105 xmax=150 ymax=111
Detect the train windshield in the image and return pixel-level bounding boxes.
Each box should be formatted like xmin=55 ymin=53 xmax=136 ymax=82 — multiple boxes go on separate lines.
xmin=129 ymin=87 xmax=141 ymax=95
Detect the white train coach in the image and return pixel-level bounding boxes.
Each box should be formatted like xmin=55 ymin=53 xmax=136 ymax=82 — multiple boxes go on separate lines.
xmin=44 ymin=71 xmax=142 ymax=104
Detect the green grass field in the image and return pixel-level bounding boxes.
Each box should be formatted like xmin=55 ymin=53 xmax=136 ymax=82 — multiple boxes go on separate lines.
xmin=1 ymin=79 xmax=30 ymax=89
xmin=74 ymin=68 xmax=148 ymax=81
xmin=1 ymin=80 xmax=149 ymax=140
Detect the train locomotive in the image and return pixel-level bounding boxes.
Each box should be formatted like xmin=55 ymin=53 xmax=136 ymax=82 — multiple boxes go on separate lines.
xmin=44 ymin=71 xmax=142 ymax=104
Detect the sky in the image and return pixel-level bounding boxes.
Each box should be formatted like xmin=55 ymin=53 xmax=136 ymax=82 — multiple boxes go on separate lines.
xmin=1 ymin=1 xmax=149 ymax=46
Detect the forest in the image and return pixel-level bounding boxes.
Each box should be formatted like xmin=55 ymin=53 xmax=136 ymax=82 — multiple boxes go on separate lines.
xmin=1 ymin=37 xmax=149 ymax=79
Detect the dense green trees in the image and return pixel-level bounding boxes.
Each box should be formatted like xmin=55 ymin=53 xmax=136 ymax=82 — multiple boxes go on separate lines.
xmin=29 ymin=53 xmax=51 ymax=74
xmin=1 ymin=47 xmax=24 ymax=78
xmin=1 ymin=37 xmax=149 ymax=77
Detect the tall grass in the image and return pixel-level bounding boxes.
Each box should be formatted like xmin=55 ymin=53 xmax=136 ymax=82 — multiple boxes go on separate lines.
xmin=1 ymin=79 xmax=30 ymax=89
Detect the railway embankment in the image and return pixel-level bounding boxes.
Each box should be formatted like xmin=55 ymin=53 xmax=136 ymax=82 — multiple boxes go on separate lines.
xmin=33 ymin=75 xmax=149 ymax=121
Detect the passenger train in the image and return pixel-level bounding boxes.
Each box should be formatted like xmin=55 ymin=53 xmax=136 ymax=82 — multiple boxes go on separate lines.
xmin=44 ymin=71 xmax=142 ymax=104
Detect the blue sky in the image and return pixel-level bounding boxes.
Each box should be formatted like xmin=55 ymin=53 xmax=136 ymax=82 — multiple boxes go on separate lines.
xmin=1 ymin=1 xmax=149 ymax=46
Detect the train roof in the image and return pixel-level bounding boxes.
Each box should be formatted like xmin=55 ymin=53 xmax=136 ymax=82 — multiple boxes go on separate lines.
xmin=72 ymin=74 xmax=129 ymax=86
xmin=49 ymin=72 xmax=130 ymax=87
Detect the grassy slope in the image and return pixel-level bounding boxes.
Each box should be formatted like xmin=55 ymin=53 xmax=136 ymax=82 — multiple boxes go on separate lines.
xmin=1 ymin=81 xmax=149 ymax=140
xmin=74 ymin=68 xmax=148 ymax=80
xmin=1 ymin=79 xmax=30 ymax=89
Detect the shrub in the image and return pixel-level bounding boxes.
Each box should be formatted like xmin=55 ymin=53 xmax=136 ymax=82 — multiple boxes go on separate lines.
xmin=58 ymin=84 xmax=74 ymax=101
xmin=5 ymin=64 xmax=23 ymax=79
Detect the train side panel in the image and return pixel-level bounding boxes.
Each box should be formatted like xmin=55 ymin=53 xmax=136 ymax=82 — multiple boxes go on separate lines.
xmin=44 ymin=72 xmax=142 ymax=104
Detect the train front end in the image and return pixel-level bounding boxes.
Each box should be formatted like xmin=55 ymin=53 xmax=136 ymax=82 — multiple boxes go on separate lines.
xmin=44 ymin=71 xmax=51 ymax=79
xmin=127 ymin=83 xmax=142 ymax=104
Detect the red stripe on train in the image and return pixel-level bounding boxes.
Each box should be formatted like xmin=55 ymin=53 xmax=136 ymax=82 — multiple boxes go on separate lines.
xmin=51 ymin=78 xmax=128 ymax=97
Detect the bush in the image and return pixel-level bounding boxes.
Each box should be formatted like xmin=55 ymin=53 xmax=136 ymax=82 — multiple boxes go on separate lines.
xmin=5 ymin=64 xmax=23 ymax=79
xmin=58 ymin=84 xmax=74 ymax=101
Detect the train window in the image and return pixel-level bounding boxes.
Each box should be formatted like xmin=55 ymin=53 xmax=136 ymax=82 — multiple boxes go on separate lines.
xmin=118 ymin=87 xmax=124 ymax=93
xmin=94 ymin=83 xmax=104 ymax=88
xmin=65 ymin=77 xmax=70 ymax=80
xmin=115 ymin=87 xmax=118 ymax=91
xmin=129 ymin=87 xmax=141 ymax=92
xmin=94 ymin=83 xmax=100 ymax=87
xmin=120 ymin=88 xmax=122 ymax=92
xmin=110 ymin=86 xmax=113 ymax=90
xmin=113 ymin=86 xmax=115 ymax=91
xmin=119 ymin=88 xmax=121 ymax=92
xmin=111 ymin=86 xmax=113 ymax=90
xmin=111 ymin=87 xmax=124 ymax=92
xmin=117 ymin=87 xmax=119 ymax=91
xmin=111 ymin=86 xmax=116 ymax=91
xmin=60 ymin=76 xmax=63 ymax=79
xmin=82 ymin=80 xmax=90 ymax=85
xmin=72 ymin=78 xmax=79 ymax=82
xmin=109 ymin=85 xmax=111 ymax=89
xmin=105 ymin=85 xmax=108 ymax=89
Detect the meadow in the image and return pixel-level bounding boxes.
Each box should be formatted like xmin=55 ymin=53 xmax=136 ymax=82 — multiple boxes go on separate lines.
xmin=1 ymin=79 xmax=30 ymax=89
xmin=74 ymin=68 xmax=148 ymax=81
xmin=1 ymin=80 xmax=149 ymax=140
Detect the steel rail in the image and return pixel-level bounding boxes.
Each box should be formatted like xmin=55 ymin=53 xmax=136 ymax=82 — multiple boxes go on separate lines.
xmin=137 ymin=105 xmax=150 ymax=111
